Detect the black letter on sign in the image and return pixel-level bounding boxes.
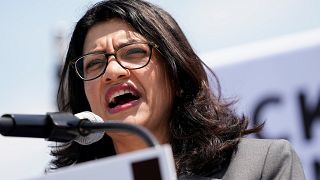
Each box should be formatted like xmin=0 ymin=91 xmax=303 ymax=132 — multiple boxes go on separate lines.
xmin=298 ymin=91 xmax=320 ymax=140
xmin=252 ymin=95 xmax=286 ymax=139
xmin=314 ymin=160 xmax=320 ymax=180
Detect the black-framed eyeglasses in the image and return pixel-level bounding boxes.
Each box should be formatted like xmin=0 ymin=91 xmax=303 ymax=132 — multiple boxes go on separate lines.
xmin=72 ymin=42 xmax=157 ymax=81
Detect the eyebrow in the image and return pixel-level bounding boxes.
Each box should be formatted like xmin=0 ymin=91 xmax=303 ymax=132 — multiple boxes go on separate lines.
xmin=117 ymin=39 xmax=147 ymax=49
xmin=82 ymin=50 xmax=106 ymax=56
xmin=83 ymin=39 xmax=148 ymax=56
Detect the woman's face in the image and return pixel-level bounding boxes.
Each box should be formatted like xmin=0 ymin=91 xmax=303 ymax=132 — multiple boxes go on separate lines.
xmin=83 ymin=19 xmax=173 ymax=141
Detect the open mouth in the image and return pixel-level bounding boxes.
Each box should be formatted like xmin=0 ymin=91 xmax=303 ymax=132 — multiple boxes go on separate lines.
xmin=108 ymin=90 xmax=140 ymax=109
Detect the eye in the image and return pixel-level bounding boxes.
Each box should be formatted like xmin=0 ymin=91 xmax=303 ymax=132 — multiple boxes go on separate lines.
xmin=118 ymin=44 xmax=150 ymax=62
xmin=124 ymin=48 xmax=147 ymax=59
xmin=84 ymin=57 xmax=106 ymax=73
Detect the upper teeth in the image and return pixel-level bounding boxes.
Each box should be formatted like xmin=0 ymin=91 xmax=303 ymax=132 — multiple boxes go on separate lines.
xmin=109 ymin=89 xmax=134 ymax=103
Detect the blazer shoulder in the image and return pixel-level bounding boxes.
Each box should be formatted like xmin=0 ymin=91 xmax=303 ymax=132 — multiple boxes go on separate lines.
xmin=222 ymin=138 xmax=306 ymax=180
xmin=260 ymin=139 xmax=306 ymax=180
xmin=222 ymin=138 xmax=274 ymax=180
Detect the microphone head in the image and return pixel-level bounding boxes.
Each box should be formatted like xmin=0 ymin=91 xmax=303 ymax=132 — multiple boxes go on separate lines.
xmin=74 ymin=111 xmax=104 ymax=145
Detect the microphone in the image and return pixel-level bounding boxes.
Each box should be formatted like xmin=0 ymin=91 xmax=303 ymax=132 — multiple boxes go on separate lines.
xmin=73 ymin=111 xmax=104 ymax=145
xmin=0 ymin=111 xmax=159 ymax=147
xmin=0 ymin=111 xmax=103 ymax=145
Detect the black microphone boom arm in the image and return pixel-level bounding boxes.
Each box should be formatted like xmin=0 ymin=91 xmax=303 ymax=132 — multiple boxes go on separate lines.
xmin=0 ymin=112 xmax=159 ymax=147
xmin=0 ymin=112 xmax=83 ymax=142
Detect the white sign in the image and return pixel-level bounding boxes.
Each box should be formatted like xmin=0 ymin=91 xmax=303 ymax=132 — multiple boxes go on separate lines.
xmin=33 ymin=145 xmax=176 ymax=180
xmin=202 ymin=28 xmax=320 ymax=180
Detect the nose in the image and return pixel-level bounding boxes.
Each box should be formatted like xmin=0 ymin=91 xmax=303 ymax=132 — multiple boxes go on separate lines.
xmin=102 ymin=56 xmax=130 ymax=82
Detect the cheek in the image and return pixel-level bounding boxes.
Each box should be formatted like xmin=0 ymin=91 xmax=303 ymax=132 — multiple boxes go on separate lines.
xmin=84 ymin=82 xmax=99 ymax=106
xmin=149 ymin=61 xmax=173 ymax=113
xmin=155 ymin=61 xmax=172 ymax=101
xmin=158 ymin=72 xmax=173 ymax=109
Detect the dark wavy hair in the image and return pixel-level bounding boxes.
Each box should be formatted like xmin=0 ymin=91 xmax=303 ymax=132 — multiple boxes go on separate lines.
xmin=50 ymin=0 xmax=261 ymax=177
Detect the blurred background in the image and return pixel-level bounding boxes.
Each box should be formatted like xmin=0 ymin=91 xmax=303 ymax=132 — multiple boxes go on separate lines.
xmin=0 ymin=0 xmax=319 ymax=179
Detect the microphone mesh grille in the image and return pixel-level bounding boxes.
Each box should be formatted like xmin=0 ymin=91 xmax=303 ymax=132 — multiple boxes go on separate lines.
xmin=74 ymin=111 xmax=104 ymax=145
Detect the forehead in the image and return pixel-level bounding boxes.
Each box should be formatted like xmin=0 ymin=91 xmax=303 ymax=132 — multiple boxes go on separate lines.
xmin=83 ymin=19 xmax=146 ymax=53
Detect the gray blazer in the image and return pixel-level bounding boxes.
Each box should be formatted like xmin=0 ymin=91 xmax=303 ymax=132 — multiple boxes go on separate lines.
xmin=181 ymin=138 xmax=306 ymax=180
xmin=222 ymin=138 xmax=306 ymax=180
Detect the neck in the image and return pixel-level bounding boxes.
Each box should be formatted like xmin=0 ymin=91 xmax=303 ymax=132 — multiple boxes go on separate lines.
xmin=112 ymin=134 xmax=147 ymax=154
xmin=108 ymin=129 xmax=168 ymax=154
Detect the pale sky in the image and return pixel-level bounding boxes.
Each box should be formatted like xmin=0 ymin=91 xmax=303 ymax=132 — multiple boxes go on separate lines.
xmin=0 ymin=0 xmax=319 ymax=179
